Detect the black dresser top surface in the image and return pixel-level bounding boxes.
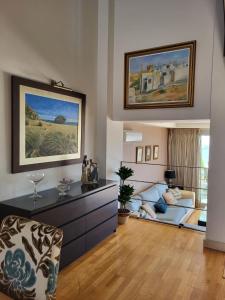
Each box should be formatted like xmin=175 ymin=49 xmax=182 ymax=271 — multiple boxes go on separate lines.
xmin=0 ymin=179 xmax=117 ymax=214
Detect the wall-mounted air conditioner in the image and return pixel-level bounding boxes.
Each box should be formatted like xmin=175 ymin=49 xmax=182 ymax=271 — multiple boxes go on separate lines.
xmin=124 ymin=130 xmax=143 ymax=142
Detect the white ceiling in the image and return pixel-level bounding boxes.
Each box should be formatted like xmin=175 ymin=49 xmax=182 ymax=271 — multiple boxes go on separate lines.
xmin=125 ymin=120 xmax=210 ymax=129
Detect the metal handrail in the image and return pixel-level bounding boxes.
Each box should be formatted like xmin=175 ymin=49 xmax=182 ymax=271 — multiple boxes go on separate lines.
xmin=121 ymin=160 xmax=209 ymax=170
xmin=121 ymin=161 xmax=208 ymax=191
xmin=120 ymin=161 xmax=208 ymax=232
xmin=126 ymin=179 xmax=208 ymax=191
xmin=131 ymin=196 xmax=207 ymax=211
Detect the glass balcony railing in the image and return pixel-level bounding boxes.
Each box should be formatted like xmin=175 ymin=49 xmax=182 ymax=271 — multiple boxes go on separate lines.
xmin=120 ymin=161 xmax=208 ymax=233
xmin=129 ymin=195 xmax=206 ymax=232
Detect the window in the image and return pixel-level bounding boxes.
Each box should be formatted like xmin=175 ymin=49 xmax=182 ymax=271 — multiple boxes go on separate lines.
xmin=199 ymin=135 xmax=209 ymax=205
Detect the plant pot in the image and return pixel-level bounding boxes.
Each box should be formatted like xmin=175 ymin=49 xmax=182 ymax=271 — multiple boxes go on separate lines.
xmin=118 ymin=208 xmax=130 ymax=225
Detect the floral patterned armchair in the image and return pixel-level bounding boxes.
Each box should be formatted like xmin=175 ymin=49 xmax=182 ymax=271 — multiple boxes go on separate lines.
xmin=0 ymin=215 xmax=63 ymax=300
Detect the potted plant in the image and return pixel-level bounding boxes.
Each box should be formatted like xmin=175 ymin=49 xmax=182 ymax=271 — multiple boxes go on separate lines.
xmin=116 ymin=166 xmax=134 ymax=224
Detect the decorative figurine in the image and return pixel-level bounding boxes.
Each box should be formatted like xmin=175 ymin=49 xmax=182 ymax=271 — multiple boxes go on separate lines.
xmin=81 ymin=155 xmax=98 ymax=184
xmin=90 ymin=159 xmax=99 ymax=183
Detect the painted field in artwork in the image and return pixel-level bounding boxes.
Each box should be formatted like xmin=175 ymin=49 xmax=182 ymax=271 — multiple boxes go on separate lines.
xmin=25 ymin=93 xmax=79 ymax=158
xmin=128 ymin=48 xmax=190 ymax=104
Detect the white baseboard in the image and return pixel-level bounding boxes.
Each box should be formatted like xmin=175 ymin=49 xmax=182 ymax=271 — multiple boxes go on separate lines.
xmin=204 ymin=239 xmax=225 ymax=252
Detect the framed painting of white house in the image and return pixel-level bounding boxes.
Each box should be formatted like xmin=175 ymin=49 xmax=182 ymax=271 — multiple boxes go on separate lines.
xmin=124 ymin=41 xmax=196 ymax=109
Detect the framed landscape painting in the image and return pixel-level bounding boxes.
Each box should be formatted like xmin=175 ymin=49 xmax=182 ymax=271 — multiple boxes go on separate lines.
xmin=12 ymin=76 xmax=85 ymax=173
xmin=124 ymin=41 xmax=196 ymax=109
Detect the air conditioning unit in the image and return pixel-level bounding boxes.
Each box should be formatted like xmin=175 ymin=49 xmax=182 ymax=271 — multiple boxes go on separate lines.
xmin=124 ymin=130 xmax=143 ymax=142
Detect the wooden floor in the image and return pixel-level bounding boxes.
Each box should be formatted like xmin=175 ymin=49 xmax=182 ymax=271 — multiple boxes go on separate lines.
xmin=57 ymin=219 xmax=225 ymax=300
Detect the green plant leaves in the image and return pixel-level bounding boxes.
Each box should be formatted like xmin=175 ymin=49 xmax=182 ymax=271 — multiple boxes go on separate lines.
xmin=115 ymin=166 xmax=134 ymax=181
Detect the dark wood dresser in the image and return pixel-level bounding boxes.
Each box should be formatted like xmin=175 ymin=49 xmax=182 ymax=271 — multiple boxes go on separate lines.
xmin=0 ymin=179 xmax=118 ymax=269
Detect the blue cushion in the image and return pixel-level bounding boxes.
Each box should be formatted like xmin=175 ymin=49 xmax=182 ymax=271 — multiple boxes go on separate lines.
xmin=139 ymin=186 xmax=160 ymax=204
xmin=125 ymin=197 xmax=142 ymax=212
xmin=154 ymin=182 xmax=168 ymax=197
xmin=154 ymin=197 xmax=167 ymax=213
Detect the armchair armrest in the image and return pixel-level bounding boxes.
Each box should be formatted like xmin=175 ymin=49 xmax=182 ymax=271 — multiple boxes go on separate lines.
xmin=180 ymin=190 xmax=195 ymax=207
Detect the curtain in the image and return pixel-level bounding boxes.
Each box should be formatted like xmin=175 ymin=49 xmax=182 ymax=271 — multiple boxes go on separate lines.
xmin=168 ymin=128 xmax=201 ymax=208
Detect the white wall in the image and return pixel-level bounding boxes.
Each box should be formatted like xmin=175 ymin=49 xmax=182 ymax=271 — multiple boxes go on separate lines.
xmin=106 ymin=118 xmax=123 ymax=181
xmin=0 ymin=0 xmax=98 ymax=200
xmin=96 ymin=0 xmax=124 ymax=181
xmin=206 ymin=0 xmax=225 ymax=245
xmin=95 ymin=0 xmax=109 ymax=178
xmin=111 ymin=0 xmax=214 ymax=121
xmin=2 ymin=0 xmax=225 ymax=250
xmin=109 ymin=0 xmax=225 ymax=249
xmin=123 ymin=123 xmax=168 ymax=192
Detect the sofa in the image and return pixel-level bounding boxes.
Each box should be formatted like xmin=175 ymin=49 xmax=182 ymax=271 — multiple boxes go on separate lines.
xmin=126 ymin=182 xmax=195 ymax=225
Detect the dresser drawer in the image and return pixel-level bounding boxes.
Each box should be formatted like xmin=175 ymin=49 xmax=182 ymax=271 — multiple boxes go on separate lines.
xmin=61 ymin=217 xmax=85 ymax=245
xmin=86 ymin=201 xmax=117 ymax=231
xmin=34 ymin=185 xmax=118 ymax=227
xmin=33 ymin=199 xmax=85 ymax=227
xmin=83 ymin=185 xmax=118 ymax=214
xmin=60 ymin=236 xmax=85 ymax=269
xmin=86 ymin=216 xmax=117 ymax=251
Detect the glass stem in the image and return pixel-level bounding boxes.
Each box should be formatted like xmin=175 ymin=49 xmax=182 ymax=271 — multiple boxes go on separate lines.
xmin=34 ymin=183 xmax=37 ymax=196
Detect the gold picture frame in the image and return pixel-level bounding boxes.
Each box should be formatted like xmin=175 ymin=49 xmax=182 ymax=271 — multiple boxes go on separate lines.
xmin=145 ymin=145 xmax=151 ymax=162
xmin=153 ymin=145 xmax=159 ymax=160
xmin=124 ymin=41 xmax=196 ymax=109
xmin=136 ymin=146 xmax=143 ymax=163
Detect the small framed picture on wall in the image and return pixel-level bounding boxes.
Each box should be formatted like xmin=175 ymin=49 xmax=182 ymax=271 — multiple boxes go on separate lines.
xmin=153 ymin=145 xmax=159 ymax=160
xmin=136 ymin=146 xmax=143 ymax=163
xmin=145 ymin=145 xmax=151 ymax=162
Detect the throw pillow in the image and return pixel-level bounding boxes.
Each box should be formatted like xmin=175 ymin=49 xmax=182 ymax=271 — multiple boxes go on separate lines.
xmin=125 ymin=198 xmax=142 ymax=212
xmin=168 ymin=187 xmax=182 ymax=200
xmin=141 ymin=203 xmax=157 ymax=219
xmin=140 ymin=187 xmax=160 ymax=203
xmin=163 ymin=191 xmax=177 ymax=205
xmin=154 ymin=197 xmax=168 ymax=213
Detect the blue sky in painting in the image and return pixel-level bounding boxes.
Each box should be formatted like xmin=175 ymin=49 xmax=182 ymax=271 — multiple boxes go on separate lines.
xmin=25 ymin=93 xmax=79 ymax=124
xmin=130 ymin=48 xmax=189 ymax=73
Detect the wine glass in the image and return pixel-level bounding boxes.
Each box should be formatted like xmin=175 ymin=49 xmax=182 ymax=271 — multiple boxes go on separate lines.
xmin=27 ymin=173 xmax=45 ymax=199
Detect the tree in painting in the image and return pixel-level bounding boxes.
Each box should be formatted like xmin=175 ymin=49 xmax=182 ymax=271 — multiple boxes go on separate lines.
xmin=25 ymin=94 xmax=79 ymax=158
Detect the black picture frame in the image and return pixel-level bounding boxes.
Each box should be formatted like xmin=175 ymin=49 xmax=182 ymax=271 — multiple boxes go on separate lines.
xmin=12 ymin=76 xmax=86 ymax=173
